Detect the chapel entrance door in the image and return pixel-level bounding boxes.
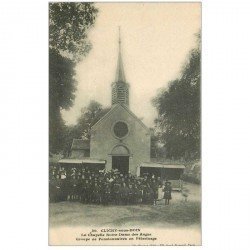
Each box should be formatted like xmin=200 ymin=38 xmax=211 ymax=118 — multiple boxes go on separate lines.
xmin=112 ymin=156 xmax=129 ymax=175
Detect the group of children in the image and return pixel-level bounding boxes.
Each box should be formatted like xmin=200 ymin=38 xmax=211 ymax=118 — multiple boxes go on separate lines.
xmin=49 ymin=165 xmax=172 ymax=206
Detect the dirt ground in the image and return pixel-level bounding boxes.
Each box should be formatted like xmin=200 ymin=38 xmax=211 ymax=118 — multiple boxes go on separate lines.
xmin=49 ymin=182 xmax=201 ymax=229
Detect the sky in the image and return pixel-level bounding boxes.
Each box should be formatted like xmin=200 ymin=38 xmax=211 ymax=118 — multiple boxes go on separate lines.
xmin=61 ymin=3 xmax=201 ymax=128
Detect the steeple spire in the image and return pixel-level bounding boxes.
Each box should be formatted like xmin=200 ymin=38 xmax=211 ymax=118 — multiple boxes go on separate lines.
xmin=112 ymin=27 xmax=130 ymax=107
xmin=119 ymin=26 xmax=121 ymax=49
xmin=115 ymin=27 xmax=126 ymax=82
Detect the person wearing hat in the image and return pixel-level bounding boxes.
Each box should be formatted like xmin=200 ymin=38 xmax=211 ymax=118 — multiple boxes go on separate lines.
xmin=163 ymin=181 xmax=172 ymax=205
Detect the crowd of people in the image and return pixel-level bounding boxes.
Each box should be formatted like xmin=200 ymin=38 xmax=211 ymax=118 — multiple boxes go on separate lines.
xmin=49 ymin=165 xmax=172 ymax=206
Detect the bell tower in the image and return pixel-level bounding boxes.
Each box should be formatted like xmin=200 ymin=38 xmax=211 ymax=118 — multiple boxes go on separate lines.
xmin=111 ymin=27 xmax=130 ymax=107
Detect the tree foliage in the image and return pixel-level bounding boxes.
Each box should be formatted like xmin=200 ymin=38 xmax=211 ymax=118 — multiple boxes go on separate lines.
xmin=153 ymin=33 xmax=201 ymax=160
xmin=49 ymin=49 xmax=77 ymax=154
xmin=49 ymin=49 xmax=76 ymax=111
xmin=49 ymin=3 xmax=98 ymax=153
xmin=63 ymin=101 xmax=110 ymax=156
xmin=49 ymin=2 xmax=98 ymax=61
xmin=49 ymin=106 xmax=66 ymax=155
xmin=75 ymin=100 xmax=110 ymax=139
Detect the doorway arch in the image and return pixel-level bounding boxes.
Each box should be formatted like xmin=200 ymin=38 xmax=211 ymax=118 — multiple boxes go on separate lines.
xmin=111 ymin=145 xmax=130 ymax=174
xmin=111 ymin=145 xmax=130 ymax=156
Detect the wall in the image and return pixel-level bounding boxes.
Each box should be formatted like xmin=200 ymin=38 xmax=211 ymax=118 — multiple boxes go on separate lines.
xmin=70 ymin=149 xmax=90 ymax=159
xmin=90 ymin=105 xmax=150 ymax=175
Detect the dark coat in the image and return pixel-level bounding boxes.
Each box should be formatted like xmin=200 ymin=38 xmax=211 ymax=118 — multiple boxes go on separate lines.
xmin=163 ymin=185 xmax=172 ymax=199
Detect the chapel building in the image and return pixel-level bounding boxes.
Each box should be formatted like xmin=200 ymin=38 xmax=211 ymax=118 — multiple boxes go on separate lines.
xmin=90 ymin=32 xmax=151 ymax=175
xmin=58 ymin=31 xmax=185 ymax=189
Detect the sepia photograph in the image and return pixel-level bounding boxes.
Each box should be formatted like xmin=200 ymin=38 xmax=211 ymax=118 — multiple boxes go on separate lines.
xmin=49 ymin=2 xmax=201 ymax=245
xmin=3 ymin=1 xmax=250 ymax=249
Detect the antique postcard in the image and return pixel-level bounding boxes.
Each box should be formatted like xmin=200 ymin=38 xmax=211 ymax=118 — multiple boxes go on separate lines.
xmin=49 ymin=2 xmax=201 ymax=246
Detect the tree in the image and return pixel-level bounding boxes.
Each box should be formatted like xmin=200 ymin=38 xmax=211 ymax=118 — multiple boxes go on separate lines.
xmin=49 ymin=3 xmax=98 ymax=153
xmin=49 ymin=50 xmax=77 ymax=154
xmin=63 ymin=101 xmax=110 ymax=156
xmin=76 ymin=100 xmax=105 ymax=139
xmin=49 ymin=2 xmax=98 ymax=61
xmin=62 ymin=125 xmax=83 ymax=158
xmin=153 ymin=32 xmax=201 ymax=160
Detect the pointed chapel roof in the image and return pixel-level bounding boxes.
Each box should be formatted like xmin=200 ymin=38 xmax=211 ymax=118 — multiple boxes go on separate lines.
xmin=115 ymin=27 xmax=126 ymax=82
xmin=91 ymin=104 xmax=149 ymax=132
